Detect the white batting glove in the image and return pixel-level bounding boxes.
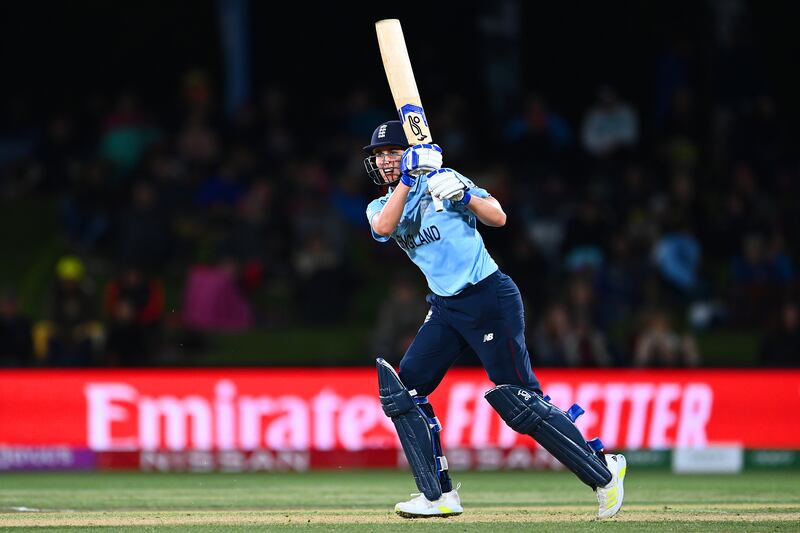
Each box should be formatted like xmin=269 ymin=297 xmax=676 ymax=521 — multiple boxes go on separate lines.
xmin=401 ymin=144 xmax=443 ymax=177
xmin=427 ymin=168 xmax=471 ymax=204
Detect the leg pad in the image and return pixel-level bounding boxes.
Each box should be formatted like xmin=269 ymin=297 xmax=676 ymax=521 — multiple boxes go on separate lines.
xmin=378 ymin=358 xmax=442 ymax=501
xmin=485 ymin=384 xmax=611 ymax=488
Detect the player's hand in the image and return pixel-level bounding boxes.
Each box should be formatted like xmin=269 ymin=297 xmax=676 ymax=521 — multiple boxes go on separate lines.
xmin=427 ymin=168 xmax=470 ymax=204
xmin=401 ymin=144 xmax=443 ymax=177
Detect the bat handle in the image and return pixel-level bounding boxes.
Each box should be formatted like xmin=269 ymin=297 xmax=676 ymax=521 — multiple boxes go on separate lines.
xmin=412 ymin=167 xmax=444 ymax=212
xmin=432 ymin=193 xmax=444 ymax=212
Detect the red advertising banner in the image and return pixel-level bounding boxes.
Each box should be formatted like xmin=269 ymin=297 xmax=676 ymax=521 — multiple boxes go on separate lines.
xmin=1 ymin=369 xmax=799 ymax=452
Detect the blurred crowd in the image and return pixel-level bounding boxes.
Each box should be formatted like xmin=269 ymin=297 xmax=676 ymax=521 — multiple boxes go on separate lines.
xmin=1 ymin=18 xmax=798 ymax=369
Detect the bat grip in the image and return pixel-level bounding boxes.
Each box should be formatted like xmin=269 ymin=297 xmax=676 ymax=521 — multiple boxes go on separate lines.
xmin=411 ymin=167 xmax=445 ymax=212
xmin=431 ymin=193 xmax=444 ymax=212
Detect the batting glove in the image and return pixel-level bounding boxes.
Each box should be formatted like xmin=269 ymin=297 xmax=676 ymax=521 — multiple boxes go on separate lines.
xmin=401 ymin=144 xmax=443 ymax=177
xmin=400 ymin=172 xmax=416 ymax=187
xmin=427 ymin=168 xmax=471 ymax=204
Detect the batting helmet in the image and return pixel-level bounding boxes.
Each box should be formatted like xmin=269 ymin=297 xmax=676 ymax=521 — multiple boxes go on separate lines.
xmin=363 ymin=120 xmax=409 ymax=186
xmin=363 ymin=120 xmax=408 ymax=153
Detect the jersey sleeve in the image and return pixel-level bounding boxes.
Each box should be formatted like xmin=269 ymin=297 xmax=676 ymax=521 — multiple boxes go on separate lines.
xmin=443 ymin=171 xmax=492 ymax=212
xmin=459 ymin=173 xmax=491 ymax=199
xmin=468 ymin=185 xmax=491 ymax=199
xmin=366 ymin=196 xmax=391 ymax=242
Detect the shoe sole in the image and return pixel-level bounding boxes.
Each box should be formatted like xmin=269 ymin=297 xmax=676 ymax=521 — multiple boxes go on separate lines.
xmin=395 ymin=511 xmax=461 ymax=519
xmin=395 ymin=508 xmax=463 ymax=519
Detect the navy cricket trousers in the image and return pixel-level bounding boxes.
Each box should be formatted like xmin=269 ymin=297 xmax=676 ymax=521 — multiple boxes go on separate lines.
xmin=398 ymin=270 xmax=541 ymax=397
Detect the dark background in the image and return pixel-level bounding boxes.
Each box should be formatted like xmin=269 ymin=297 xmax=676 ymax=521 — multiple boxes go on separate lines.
xmin=3 ymin=2 xmax=798 ymax=128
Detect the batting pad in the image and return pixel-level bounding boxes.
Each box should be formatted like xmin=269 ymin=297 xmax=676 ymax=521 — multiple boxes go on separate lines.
xmin=485 ymin=384 xmax=612 ymax=488
xmin=377 ymin=358 xmax=442 ymax=501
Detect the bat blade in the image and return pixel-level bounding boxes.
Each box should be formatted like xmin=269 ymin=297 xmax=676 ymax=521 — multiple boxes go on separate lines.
xmin=375 ymin=19 xmax=443 ymax=212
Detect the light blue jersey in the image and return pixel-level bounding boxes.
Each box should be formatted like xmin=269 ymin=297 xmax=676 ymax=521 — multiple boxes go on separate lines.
xmin=366 ymin=170 xmax=499 ymax=297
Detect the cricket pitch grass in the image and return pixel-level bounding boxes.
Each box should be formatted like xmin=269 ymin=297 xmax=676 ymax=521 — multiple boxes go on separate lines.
xmin=1 ymin=470 xmax=798 ymax=531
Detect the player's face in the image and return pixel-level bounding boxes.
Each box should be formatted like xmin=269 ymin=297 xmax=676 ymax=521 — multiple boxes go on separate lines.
xmin=375 ymin=148 xmax=404 ymax=184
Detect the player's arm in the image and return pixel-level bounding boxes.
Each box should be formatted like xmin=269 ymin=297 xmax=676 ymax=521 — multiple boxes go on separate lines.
xmin=371 ymin=182 xmax=412 ymax=236
xmin=465 ymin=195 xmax=506 ymax=227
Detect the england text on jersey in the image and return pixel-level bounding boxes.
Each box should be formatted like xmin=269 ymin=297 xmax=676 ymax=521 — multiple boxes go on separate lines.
xmin=394 ymin=225 xmax=441 ymax=251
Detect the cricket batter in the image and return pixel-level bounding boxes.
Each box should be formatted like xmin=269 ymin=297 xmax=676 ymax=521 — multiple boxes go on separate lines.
xmin=364 ymin=121 xmax=627 ymax=519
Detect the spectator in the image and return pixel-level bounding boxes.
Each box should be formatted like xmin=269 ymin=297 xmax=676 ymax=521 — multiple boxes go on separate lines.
xmin=561 ymin=195 xmax=609 ymax=273
xmin=532 ymin=302 xmax=612 ymax=368
xmin=59 ymin=159 xmax=114 ymax=251
xmin=729 ymin=232 xmax=794 ymax=327
xmin=104 ymin=297 xmax=148 ymax=367
xmin=292 ymin=232 xmax=351 ymax=325
xmin=215 ymin=178 xmax=276 ymax=289
xmin=37 ymin=112 xmax=85 ymax=193
xmin=181 ymin=69 xmax=215 ymax=118
xmin=706 ymin=187 xmax=763 ymax=261
xmin=115 ymin=180 xmax=173 ymax=271
xmin=581 ymin=85 xmax=639 ymax=158
xmin=654 ymin=37 xmax=695 ymax=128
xmin=616 ymin=164 xmax=652 ymax=220
xmin=731 ymin=232 xmax=793 ymax=285
xmin=650 ymin=171 xmax=703 ymax=232
xmin=760 ymin=301 xmax=800 ymax=367
xmin=103 ymin=265 xmax=165 ymax=366
xmin=565 ymin=277 xmax=600 ymax=330
xmin=532 ymin=303 xmax=572 ymax=367
xmin=655 ymin=87 xmax=701 ymax=172
xmin=181 ymin=258 xmax=255 ymax=332
xmin=503 ymin=93 xmax=574 ymax=156
xmin=289 ymin=159 xmax=350 ymax=261
xmin=651 ymin=222 xmax=702 ymax=303
xmin=331 ymin=172 xmax=370 ymax=231
xmin=633 ymin=309 xmax=700 ymax=368
xmin=593 ymin=235 xmax=650 ymax=333
xmin=177 ymin=110 xmax=221 ymax=169
xmin=0 ymin=288 xmax=33 ymax=367
xmin=98 ymin=91 xmax=161 ymax=177
xmin=370 ymin=273 xmax=429 ymax=366
xmin=41 ymin=255 xmax=102 ymax=367
xmin=731 ymin=93 xmax=786 ymax=176
xmin=520 ymin=172 xmax=570 ymax=264
xmin=194 ymin=158 xmax=247 ymax=230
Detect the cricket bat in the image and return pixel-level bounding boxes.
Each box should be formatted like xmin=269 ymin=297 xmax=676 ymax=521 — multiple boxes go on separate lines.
xmin=375 ymin=19 xmax=444 ymax=212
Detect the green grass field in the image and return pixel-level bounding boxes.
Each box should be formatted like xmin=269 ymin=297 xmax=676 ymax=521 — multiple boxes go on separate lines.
xmin=0 ymin=470 xmax=798 ymax=531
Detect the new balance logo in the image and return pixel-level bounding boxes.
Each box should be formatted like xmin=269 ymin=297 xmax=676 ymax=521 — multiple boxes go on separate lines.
xmin=483 ymin=333 xmax=494 ymax=342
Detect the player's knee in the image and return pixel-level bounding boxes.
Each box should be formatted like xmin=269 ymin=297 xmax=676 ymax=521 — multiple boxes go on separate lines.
xmin=398 ymin=369 xmax=435 ymax=398
xmin=485 ymin=385 xmax=548 ymax=434
xmin=380 ymin=388 xmax=415 ymax=417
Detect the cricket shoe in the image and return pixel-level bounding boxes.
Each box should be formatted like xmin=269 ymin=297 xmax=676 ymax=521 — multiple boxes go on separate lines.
xmin=395 ymin=484 xmax=463 ymax=518
xmin=596 ymin=454 xmax=627 ymax=519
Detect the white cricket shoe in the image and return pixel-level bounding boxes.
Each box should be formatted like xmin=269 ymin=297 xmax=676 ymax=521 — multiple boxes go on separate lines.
xmin=596 ymin=453 xmax=627 ymax=519
xmin=395 ymin=484 xmax=463 ymax=518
